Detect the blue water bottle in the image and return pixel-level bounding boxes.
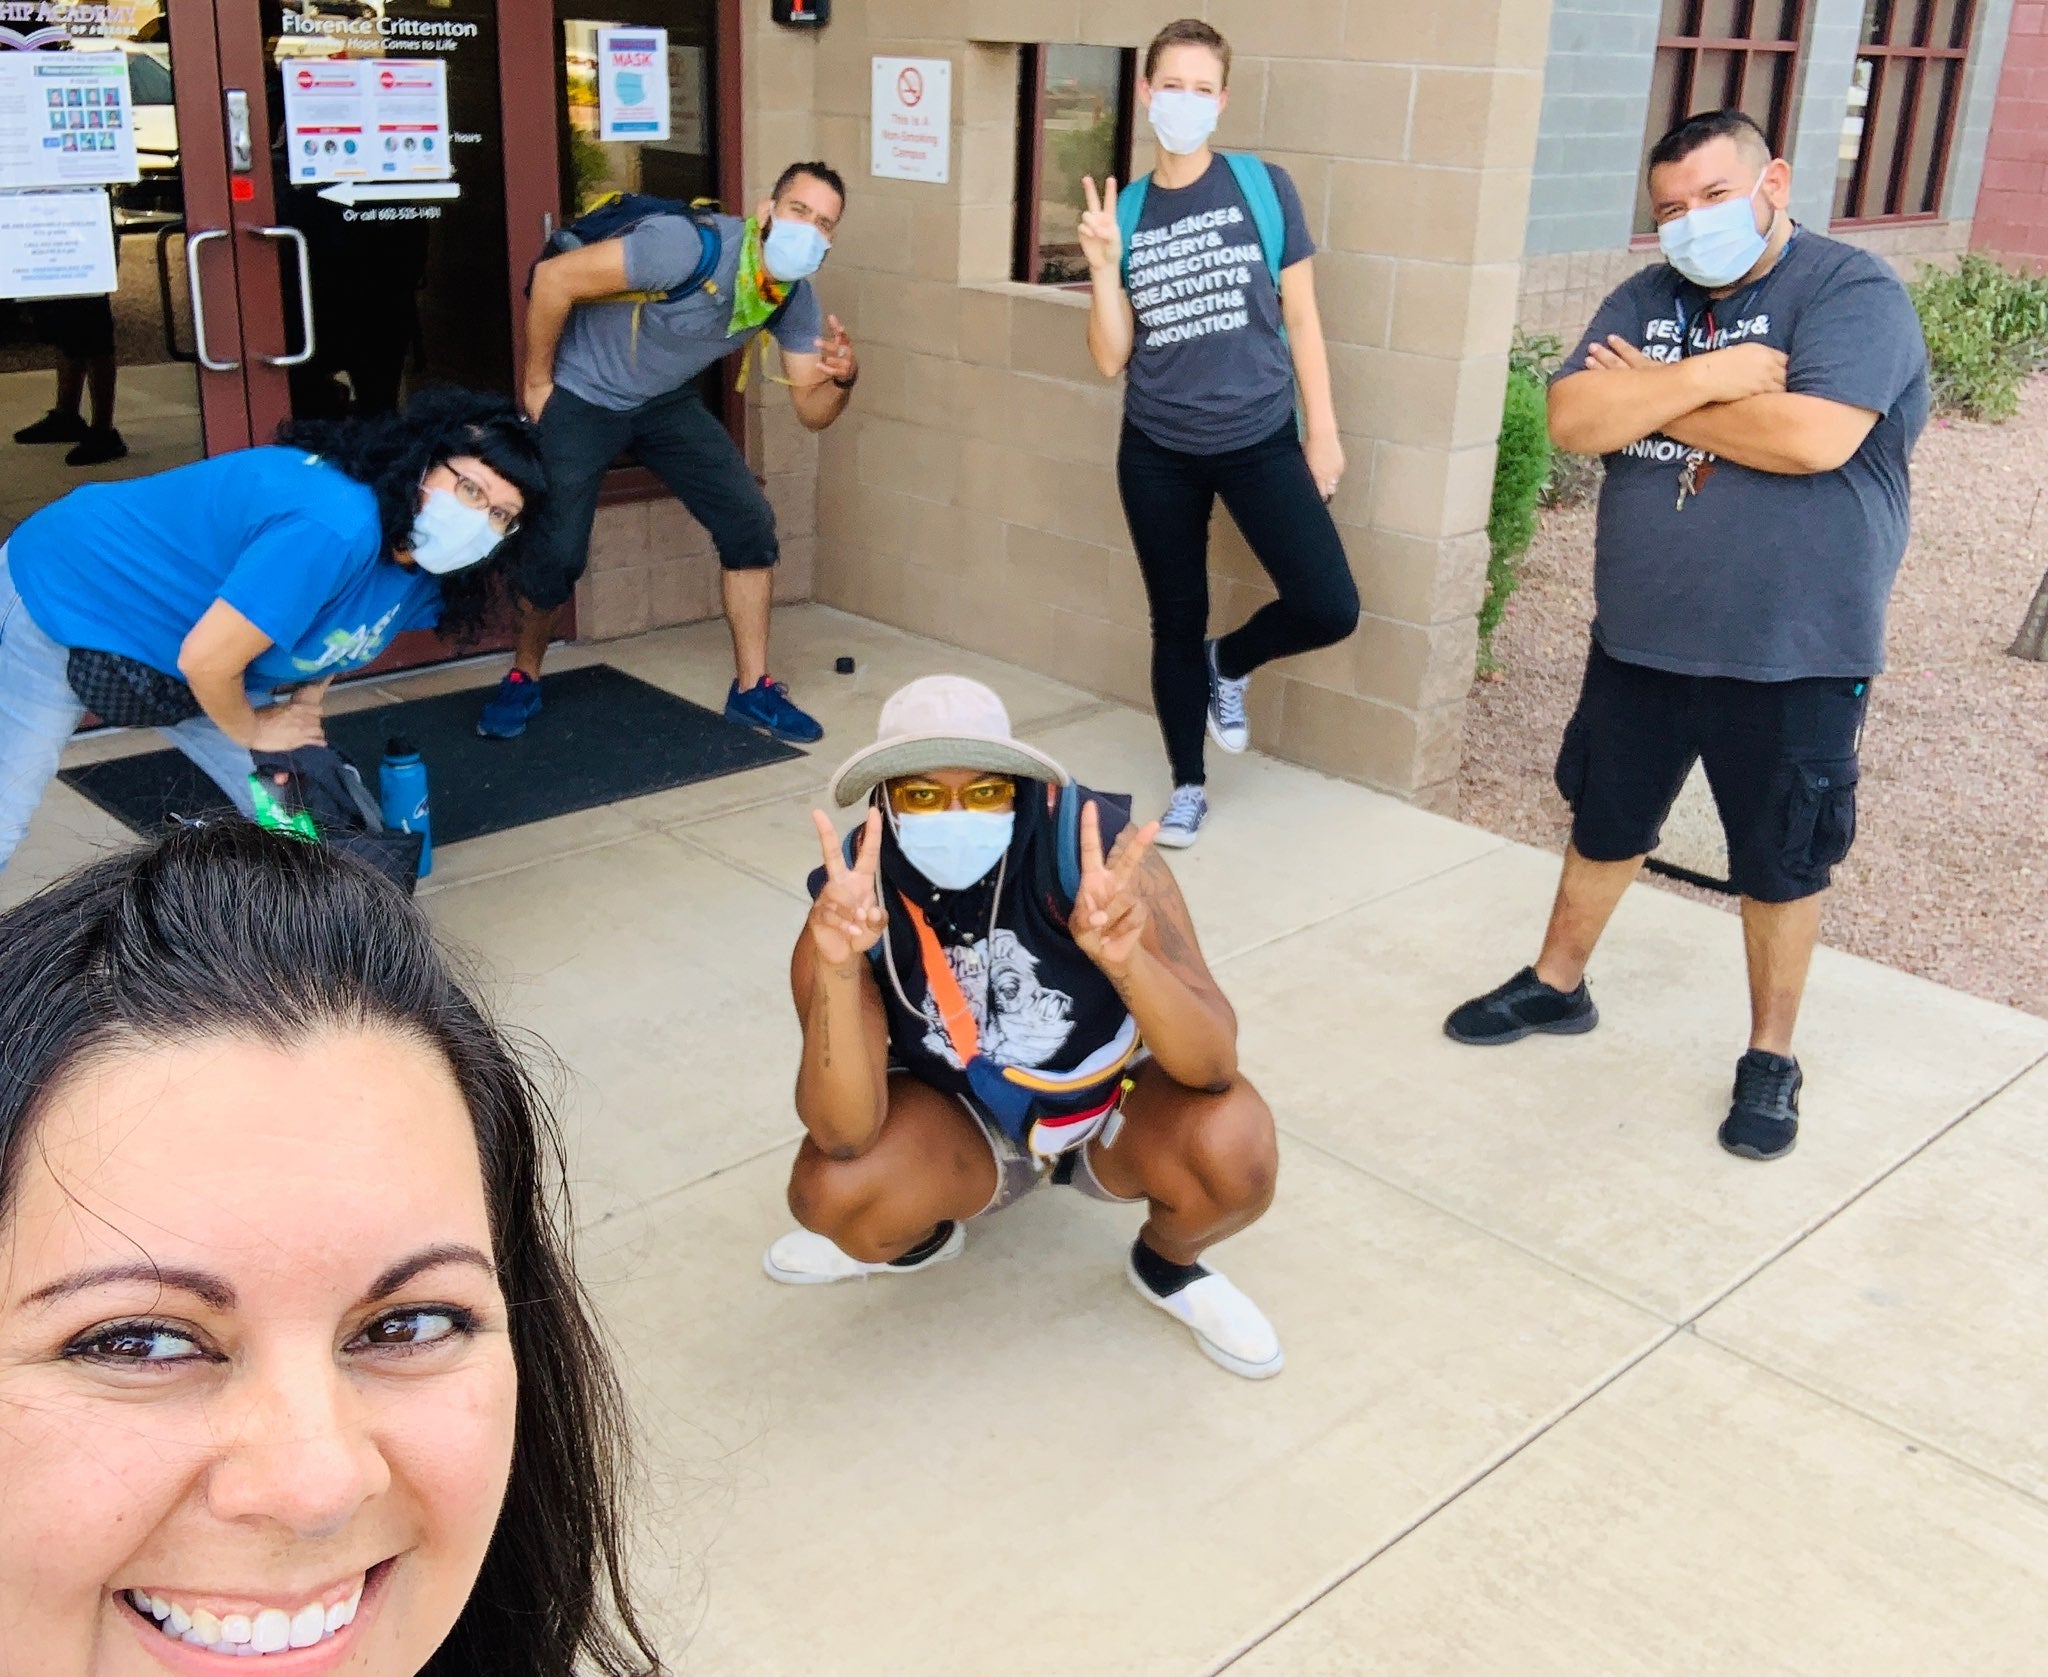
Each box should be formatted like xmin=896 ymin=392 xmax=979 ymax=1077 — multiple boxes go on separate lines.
xmin=378 ymin=737 xmax=432 ymax=878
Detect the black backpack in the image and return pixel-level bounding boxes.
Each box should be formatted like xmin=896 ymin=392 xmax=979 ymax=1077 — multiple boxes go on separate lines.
xmin=531 ymin=192 xmax=724 ymax=305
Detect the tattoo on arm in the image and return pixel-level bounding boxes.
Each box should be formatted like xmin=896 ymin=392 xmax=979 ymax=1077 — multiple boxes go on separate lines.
xmin=1135 ymin=852 xmax=1204 ymax=978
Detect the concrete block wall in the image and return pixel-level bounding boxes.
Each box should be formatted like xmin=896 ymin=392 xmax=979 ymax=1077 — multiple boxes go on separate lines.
xmin=573 ymin=6 xmax=825 ymax=642
xmin=1523 ymin=0 xmax=1661 ymax=258
xmin=803 ymin=0 xmax=1552 ymax=809
xmin=1973 ymin=0 xmax=2048 ymax=267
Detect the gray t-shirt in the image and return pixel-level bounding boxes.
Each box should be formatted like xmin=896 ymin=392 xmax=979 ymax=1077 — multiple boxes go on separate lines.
xmin=1561 ymin=230 xmax=1929 ymax=681
xmin=551 ymin=212 xmax=825 ymax=411
xmin=1122 ymin=157 xmax=1314 ymax=454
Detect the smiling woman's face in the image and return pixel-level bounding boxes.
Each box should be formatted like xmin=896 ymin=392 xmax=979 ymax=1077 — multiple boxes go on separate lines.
xmin=0 ymin=1028 xmax=518 ymax=1677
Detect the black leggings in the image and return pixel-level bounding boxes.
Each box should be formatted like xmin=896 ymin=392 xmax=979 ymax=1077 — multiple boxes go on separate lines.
xmin=1116 ymin=419 xmax=1359 ymax=786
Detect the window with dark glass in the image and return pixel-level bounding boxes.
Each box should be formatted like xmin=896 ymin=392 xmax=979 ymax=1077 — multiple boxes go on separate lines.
xmin=1635 ymin=1 xmax=1808 ymax=236
xmin=1833 ymin=0 xmax=1975 ymax=223
xmin=1013 ymin=44 xmax=1135 ymax=285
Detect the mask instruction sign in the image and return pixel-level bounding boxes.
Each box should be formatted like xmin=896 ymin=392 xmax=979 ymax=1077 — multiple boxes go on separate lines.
xmin=281 ymin=58 xmax=451 ymax=185
xmin=871 ymin=56 xmax=949 ymax=184
xmin=0 ymin=187 xmax=116 ymax=301
xmin=0 ymin=50 xmax=140 ymax=190
xmin=598 ymin=26 xmax=669 ymax=141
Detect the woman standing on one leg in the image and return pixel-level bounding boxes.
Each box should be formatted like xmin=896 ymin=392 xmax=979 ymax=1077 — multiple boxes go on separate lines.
xmin=1079 ymin=17 xmax=1359 ymax=849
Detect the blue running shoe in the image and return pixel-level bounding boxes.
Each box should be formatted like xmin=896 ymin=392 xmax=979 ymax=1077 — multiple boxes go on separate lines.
xmin=476 ymin=669 xmax=543 ymax=739
xmin=725 ymin=676 xmax=823 ymax=744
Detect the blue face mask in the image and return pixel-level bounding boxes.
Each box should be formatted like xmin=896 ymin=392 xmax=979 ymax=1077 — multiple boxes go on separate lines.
xmin=763 ymin=216 xmax=830 ymax=282
xmin=893 ymin=808 xmax=1014 ymax=891
xmin=1657 ymin=174 xmax=1771 ymax=290
xmin=407 ymin=488 xmax=502 ymax=576
xmin=1148 ymin=88 xmax=1221 ymax=156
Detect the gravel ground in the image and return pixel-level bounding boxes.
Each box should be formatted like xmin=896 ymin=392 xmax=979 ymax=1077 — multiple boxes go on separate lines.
xmin=1458 ymin=373 xmax=2048 ymax=1019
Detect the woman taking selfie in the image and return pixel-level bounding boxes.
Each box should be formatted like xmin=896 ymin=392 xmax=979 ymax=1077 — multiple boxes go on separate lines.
xmin=0 ymin=822 xmax=659 ymax=1676
xmin=0 ymin=387 xmax=544 ymax=874
xmin=1080 ymin=17 xmax=1359 ymax=848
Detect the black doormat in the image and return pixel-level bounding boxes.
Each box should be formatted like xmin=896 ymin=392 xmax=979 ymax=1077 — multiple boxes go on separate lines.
xmin=60 ymin=664 xmax=805 ymax=847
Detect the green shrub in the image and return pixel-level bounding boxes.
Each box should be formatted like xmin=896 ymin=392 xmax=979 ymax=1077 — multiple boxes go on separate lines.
xmin=1907 ymin=254 xmax=2048 ymax=422
xmin=1479 ymin=364 xmax=1554 ymax=675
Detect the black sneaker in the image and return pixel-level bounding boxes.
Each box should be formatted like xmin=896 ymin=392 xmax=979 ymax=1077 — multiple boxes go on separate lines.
xmin=1444 ymin=966 xmax=1598 ymax=1045
xmin=65 ymin=427 xmax=128 ymax=467
xmin=1719 ymin=1049 xmax=1801 ymax=1160
xmin=13 ymin=408 xmax=90 ymax=445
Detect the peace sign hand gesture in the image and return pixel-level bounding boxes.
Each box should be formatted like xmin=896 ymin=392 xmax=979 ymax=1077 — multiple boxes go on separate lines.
xmin=1071 ymin=800 xmax=1160 ymax=979
xmin=1078 ymin=175 xmax=1122 ymax=279
xmin=808 ymin=807 xmax=887 ymax=970
xmin=816 ymin=314 xmax=858 ymax=386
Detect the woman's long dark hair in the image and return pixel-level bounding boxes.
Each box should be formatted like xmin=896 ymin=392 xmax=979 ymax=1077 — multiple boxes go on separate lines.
xmin=276 ymin=387 xmax=547 ymax=645
xmin=0 ymin=824 xmax=660 ymax=1677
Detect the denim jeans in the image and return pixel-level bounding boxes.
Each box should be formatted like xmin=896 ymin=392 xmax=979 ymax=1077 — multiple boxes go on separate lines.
xmin=1 ymin=545 xmax=258 ymax=874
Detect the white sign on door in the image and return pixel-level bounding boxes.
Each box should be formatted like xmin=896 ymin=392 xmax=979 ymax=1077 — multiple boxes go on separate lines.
xmin=598 ymin=26 xmax=671 ymax=142
xmin=871 ymin=56 xmax=950 ymax=184
xmin=0 ymin=188 xmax=117 ymax=301
xmin=0 ymin=52 xmax=140 ymax=191
xmin=282 ymin=59 xmax=451 ymax=185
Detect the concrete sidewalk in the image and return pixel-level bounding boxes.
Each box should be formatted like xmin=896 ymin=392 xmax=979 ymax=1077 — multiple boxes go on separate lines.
xmin=12 ymin=606 xmax=2048 ymax=1674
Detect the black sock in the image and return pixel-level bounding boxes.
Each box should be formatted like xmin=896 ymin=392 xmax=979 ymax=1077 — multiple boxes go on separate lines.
xmin=1130 ymin=1233 xmax=1209 ymax=1298
xmin=888 ymin=1221 xmax=954 ymax=1267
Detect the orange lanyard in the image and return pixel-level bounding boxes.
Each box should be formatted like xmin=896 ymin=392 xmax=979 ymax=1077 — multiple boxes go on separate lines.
xmin=899 ymin=896 xmax=981 ymax=1063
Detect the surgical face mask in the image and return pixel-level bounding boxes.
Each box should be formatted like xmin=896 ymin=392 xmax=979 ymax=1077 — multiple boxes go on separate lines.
xmin=892 ymin=808 xmax=1014 ymax=892
xmin=763 ymin=216 xmax=830 ymax=282
xmin=406 ymin=488 xmax=503 ymax=577
xmin=1657 ymin=175 xmax=1771 ymax=289
xmin=1147 ymin=88 xmax=1221 ymax=157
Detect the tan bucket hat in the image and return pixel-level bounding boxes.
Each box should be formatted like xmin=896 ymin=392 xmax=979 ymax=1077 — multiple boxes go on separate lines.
xmin=828 ymin=675 xmax=1070 ymax=807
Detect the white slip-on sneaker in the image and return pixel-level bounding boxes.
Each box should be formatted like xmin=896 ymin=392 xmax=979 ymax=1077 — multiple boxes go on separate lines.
xmin=1126 ymin=1249 xmax=1284 ymax=1379
xmin=1154 ymin=784 xmax=1208 ymax=850
xmin=762 ymin=1221 xmax=965 ymax=1286
xmin=1205 ymin=638 xmax=1251 ymax=754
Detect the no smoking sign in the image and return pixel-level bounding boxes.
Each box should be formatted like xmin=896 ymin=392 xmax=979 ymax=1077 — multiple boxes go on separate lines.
xmin=872 ymin=56 xmax=949 ymax=184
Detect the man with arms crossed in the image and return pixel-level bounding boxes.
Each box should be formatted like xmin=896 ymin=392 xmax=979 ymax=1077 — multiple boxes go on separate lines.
xmin=1445 ymin=110 xmax=1929 ymax=1161
xmin=481 ymin=162 xmax=858 ymax=744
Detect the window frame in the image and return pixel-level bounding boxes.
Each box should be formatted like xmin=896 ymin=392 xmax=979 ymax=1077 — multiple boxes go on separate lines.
xmin=1632 ymin=0 xmax=1811 ymax=244
xmin=1011 ymin=42 xmax=1137 ymax=288
xmin=1830 ymin=0 xmax=1978 ymax=228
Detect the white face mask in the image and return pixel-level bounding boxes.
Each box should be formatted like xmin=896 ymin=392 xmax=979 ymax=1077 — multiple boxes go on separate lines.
xmin=892 ymin=808 xmax=1014 ymax=892
xmin=762 ymin=216 xmax=830 ymax=282
xmin=1147 ymin=88 xmax=1221 ymax=157
xmin=1657 ymin=173 xmax=1772 ymax=290
xmin=406 ymin=487 xmax=503 ymax=576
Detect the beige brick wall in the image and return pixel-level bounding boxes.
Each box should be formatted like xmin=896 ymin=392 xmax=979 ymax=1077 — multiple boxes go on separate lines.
xmin=1519 ymin=220 xmax=1974 ymax=347
xmin=798 ymin=0 xmax=1550 ymax=808
xmin=572 ymin=8 xmax=825 ymax=642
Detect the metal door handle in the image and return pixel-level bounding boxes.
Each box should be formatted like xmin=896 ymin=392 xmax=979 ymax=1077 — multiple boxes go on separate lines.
xmin=185 ymin=228 xmax=238 ymax=371
xmin=251 ymin=225 xmax=316 ymax=367
xmin=155 ymin=222 xmax=196 ymax=364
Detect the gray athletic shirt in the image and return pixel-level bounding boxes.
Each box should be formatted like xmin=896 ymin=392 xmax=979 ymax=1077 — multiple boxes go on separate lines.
xmin=1122 ymin=157 xmax=1314 ymax=454
xmin=1560 ymin=230 xmax=1929 ymax=681
xmin=551 ymin=212 xmax=825 ymax=412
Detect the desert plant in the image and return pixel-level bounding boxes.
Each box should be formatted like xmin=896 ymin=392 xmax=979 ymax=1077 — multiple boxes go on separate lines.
xmin=1479 ymin=364 xmax=1554 ymax=675
xmin=1907 ymin=254 xmax=2048 ymax=421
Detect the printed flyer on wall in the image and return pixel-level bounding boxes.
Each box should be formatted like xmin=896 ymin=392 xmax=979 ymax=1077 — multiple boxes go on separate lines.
xmin=281 ymin=57 xmax=450 ymax=184
xmin=0 ymin=188 xmax=117 ymax=301
xmin=597 ymin=26 xmax=670 ymax=141
xmin=0 ymin=51 xmax=140 ymax=190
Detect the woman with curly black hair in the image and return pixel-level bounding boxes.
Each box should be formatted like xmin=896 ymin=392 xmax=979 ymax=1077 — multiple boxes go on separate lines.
xmin=0 ymin=820 xmax=662 ymax=1675
xmin=0 ymin=387 xmax=545 ymax=872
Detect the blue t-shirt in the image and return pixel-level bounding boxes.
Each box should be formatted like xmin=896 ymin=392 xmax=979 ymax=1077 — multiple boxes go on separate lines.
xmin=9 ymin=447 xmax=441 ymax=689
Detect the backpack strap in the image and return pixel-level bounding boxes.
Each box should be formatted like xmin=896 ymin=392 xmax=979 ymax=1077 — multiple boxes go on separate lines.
xmin=1115 ymin=174 xmax=1151 ymax=291
xmin=1221 ymin=152 xmax=1286 ymax=286
xmin=1054 ymin=783 xmax=1083 ymax=909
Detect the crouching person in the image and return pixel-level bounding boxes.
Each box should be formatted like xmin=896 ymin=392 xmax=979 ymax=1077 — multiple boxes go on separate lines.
xmin=762 ymin=675 xmax=1284 ymax=1380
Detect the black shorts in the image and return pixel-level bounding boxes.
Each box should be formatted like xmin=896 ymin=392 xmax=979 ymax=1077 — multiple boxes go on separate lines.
xmin=28 ymin=296 xmax=115 ymax=362
xmin=1555 ymin=640 xmax=1871 ymax=903
xmin=515 ymin=384 xmax=778 ymax=612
